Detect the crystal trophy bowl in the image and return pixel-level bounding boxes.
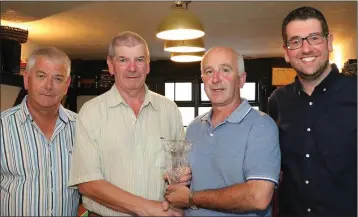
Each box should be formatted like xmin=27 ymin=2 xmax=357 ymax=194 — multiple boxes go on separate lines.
xmin=162 ymin=140 xmax=192 ymax=184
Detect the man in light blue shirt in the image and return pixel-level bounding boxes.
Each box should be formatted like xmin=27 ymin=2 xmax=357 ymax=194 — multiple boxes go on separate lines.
xmin=165 ymin=46 xmax=281 ymax=216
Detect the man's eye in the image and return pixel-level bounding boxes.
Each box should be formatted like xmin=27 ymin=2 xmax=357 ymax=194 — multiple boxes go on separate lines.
xmin=205 ymin=70 xmax=212 ymax=74
xmin=137 ymin=58 xmax=144 ymax=62
xmin=37 ymin=74 xmax=45 ymax=79
xmin=119 ymin=59 xmax=127 ymax=63
xmin=223 ymin=68 xmax=230 ymax=72
xmin=291 ymin=39 xmax=300 ymax=45
xmin=54 ymin=77 xmax=63 ymax=82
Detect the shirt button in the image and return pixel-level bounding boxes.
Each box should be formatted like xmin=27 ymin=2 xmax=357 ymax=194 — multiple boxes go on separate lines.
xmin=306 ymin=128 xmax=311 ymax=132
xmin=306 ymin=154 xmax=310 ymax=158
xmin=307 ymin=208 xmax=311 ymax=212
xmin=323 ymin=88 xmax=326 ymax=92
xmin=309 ymin=102 xmax=313 ymax=106
xmin=305 ymin=180 xmax=309 ymax=184
xmin=210 ymin=133 xmax=214 ymax=136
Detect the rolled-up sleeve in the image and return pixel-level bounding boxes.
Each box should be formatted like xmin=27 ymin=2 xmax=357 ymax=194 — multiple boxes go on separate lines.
xmin=243 ymin=115 xmax=281 ymax=185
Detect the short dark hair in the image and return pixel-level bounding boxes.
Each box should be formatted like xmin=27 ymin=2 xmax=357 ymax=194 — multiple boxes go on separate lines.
xmin=282 ymin=6 xmax=329 ymax=43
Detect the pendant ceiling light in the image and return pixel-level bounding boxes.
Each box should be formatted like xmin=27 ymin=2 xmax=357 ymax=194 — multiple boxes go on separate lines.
xmin=156 ymin=1 xmax=204 ymax=40
xmin=164 ymin=38 xmax=205 ymax=53
xmin=171 ymin=51 xmax=204 ymax=63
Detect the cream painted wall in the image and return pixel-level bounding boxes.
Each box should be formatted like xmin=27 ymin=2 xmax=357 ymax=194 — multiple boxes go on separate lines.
xmin=1 ymin=84 xmax=22 ymax=112
xmin=329 ymin=35 xmax=357 ymax=70
xmin=21 ymin=39 xmax=41 ymax=63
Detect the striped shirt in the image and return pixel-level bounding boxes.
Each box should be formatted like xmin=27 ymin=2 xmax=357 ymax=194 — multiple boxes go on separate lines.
xmin=1 ymin=96 xmax=80 ymax=216
xmin=69 ymin=85 xmax=185 ymax=216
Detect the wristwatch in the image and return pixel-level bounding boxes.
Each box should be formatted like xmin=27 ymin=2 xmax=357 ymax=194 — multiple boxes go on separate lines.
xmin=189 ymin=190 xmax=199 ymax=209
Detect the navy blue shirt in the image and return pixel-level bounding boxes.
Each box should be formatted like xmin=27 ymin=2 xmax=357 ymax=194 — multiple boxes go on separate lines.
xmin=268 ymin=67 xmax=357 ymax=217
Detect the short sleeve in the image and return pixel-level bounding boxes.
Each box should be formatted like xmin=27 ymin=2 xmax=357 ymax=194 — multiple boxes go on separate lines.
xmin=243 ymin=115 xmax=281 ymax=185
xmin=68 ymin=103 xmax=104 ymax=187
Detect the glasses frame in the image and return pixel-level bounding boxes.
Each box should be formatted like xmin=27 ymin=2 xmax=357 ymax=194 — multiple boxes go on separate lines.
xmin=286 ymin=32 xmax=329 ymax=50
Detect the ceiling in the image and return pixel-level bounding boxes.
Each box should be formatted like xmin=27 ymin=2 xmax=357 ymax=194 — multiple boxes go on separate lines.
xmin=1 ymin=1 xmax=357 ymax=60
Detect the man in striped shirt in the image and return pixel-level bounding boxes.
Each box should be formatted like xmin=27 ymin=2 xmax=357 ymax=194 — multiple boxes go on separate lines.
xmin=1 ymin=47 xmax=80 ymax=216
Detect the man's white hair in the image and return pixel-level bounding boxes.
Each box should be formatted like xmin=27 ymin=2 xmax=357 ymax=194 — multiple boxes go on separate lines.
xmin=201 ymin=46 xmax=245 ymax=75
xmin=237 ymin=53 xmax=245 ymax=75
xmin=26 ymin=47 xmax=71 ymax=77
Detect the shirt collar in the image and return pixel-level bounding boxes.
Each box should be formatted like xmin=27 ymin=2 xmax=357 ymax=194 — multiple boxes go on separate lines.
xmin=19 ymin=95 xmax=74 ymax=124
xmin=107 ymin=84 xmax=159 ymax=111
xmin=293 ymin=64 xmax=340 ymax=95
xmin=200 ymin=98 xmax=252 ymax=124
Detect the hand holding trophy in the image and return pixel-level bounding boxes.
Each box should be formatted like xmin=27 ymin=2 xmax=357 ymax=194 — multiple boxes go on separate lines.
xmin=162 ymin=140 xmax=192 ymax=185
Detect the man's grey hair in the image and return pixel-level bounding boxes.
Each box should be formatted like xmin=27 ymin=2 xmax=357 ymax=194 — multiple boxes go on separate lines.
xmin=237 ymin=53 xmax=245 ymax=75
xmin=201 ymin=46 xmax=245 ymax=75
xmin=26 ymin=47 xmax=71 ymax=77
xmin=108 ymin=31 xmax=150 ymax=62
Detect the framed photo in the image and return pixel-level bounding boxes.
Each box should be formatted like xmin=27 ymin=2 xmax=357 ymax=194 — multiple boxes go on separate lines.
xmin=272 ymin=67 xmax=297 ymax=86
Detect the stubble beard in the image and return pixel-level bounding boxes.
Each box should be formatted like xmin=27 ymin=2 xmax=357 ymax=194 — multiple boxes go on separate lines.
xmin=295 ymin=59 xmax=330 ymax=82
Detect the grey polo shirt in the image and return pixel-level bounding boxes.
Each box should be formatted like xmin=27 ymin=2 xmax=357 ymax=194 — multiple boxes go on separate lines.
xmin=185 ymin=99 xmax=280 ymax=216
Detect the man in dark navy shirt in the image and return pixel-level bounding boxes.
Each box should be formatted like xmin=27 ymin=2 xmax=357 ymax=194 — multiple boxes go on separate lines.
xmin=268 ymin=6 xmax=357 ymax=217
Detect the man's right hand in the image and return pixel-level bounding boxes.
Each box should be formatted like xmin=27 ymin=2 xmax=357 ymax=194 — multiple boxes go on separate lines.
xmin=163 ymin=167 xmax=192 ymax=186
xmin=137 ymin=200 xmax=183 ymax=216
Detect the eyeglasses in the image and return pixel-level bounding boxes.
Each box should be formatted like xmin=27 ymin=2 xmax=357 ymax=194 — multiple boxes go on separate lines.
xmin=286 ymin=33 xmax=328 ymax=50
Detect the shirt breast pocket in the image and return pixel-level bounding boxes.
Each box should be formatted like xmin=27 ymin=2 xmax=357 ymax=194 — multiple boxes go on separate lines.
xmin=147 ymin=136 xmax=166 ymax=171
xmin=65 ymin=135 xmax=75 ymax=164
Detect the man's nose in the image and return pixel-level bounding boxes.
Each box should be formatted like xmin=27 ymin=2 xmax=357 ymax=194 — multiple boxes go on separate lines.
xmin=44 ymin=77 xmax=53 ymax=90
xmin=128 ymin=61 xmax=137 ymax=72
xmin=211 ymin=71 xmax=221 ymax=84
xmin=301 ymin=39 xmax=314 ymax=53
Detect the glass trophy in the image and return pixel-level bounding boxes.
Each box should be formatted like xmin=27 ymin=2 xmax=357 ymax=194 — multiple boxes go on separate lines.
xmin=162 ymin=140 xmax=192 ymax=184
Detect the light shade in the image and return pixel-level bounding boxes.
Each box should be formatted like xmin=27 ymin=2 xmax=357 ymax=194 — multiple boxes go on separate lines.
xmin=0 ymin=25 xmax=28 ymax=43
xmin=156 ymin=7 xmax=204 ymax=40
xmin=171 ymin=52 xmax=204 ymax=63
xmin=164 ymin=38 xmax=205 ymax=53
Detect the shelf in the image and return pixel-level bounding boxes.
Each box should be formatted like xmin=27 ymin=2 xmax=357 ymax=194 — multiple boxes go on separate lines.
xmin=76 ymin=87 xmax=109 ymax=96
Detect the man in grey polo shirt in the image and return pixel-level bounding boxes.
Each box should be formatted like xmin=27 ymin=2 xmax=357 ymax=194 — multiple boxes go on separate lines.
xmin=165 ymin=46 xmax=281 ymax=216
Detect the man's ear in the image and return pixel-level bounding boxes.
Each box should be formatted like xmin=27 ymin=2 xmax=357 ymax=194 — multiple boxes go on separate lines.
xmin=64 ymin=76 xmax=71 ymax=95
xmin=106 ymin=56 xmax=115 ymax=76
xmin=239 ymin=72 xmax=247 ymax=88
xmin=23 ymin=70 xmax=29 ymax=90
xmin=146 ymin=61 xmax=150 ymax=75
xmin=327 ymin=33 xmax=334 ymax=53
xmin=283 ymin=44 xmax=290 ymax=63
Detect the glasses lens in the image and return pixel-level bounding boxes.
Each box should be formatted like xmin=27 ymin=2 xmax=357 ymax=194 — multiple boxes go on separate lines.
xmin=307 ymin=34 xmax=324 ymax=45
xmin=288 ymin=38 xmax=302 ymax=50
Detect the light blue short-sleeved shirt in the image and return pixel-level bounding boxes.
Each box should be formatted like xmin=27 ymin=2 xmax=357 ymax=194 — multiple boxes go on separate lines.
xmin=185 ymin=99 xmax=281 ymax=216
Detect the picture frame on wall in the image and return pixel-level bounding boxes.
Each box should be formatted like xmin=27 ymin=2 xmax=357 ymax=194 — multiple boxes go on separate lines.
xmin=272 ymin=67 xmax=297 ymax=86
